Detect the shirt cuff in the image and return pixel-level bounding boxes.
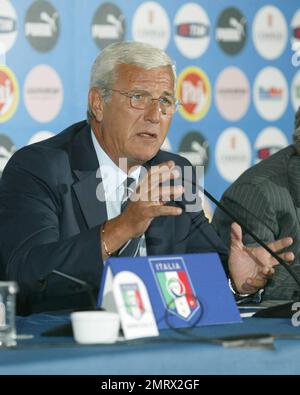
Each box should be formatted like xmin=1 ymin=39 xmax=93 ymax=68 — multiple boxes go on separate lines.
xmin=228 ymin=278 xmax=251 ymax=297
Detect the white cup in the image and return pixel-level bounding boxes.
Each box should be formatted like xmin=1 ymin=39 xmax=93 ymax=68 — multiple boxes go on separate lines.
xmin=71 ymin=311 xmax=120 ymax=344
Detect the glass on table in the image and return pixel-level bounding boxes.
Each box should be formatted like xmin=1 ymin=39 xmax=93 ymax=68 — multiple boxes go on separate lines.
xmin=0 ymin=281 xmax=18 ymax=347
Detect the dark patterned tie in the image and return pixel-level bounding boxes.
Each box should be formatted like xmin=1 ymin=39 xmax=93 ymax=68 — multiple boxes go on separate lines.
xmin=118 ymin=177 xmax=141 ymax=257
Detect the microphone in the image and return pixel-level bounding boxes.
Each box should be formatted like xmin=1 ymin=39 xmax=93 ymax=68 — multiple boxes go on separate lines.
xmin=41 ymin=270 xmax=101 ymax=337
xmin=52 ymin=269 xmax=97 ymax=310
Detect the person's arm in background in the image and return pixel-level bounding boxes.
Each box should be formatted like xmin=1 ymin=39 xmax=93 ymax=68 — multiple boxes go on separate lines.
xmin=212 ymin=182 xmax=279 ymax=299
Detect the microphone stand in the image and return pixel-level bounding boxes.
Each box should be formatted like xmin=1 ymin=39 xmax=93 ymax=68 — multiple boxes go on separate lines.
xmin=52 ymin=269 xmax=97 ymax=310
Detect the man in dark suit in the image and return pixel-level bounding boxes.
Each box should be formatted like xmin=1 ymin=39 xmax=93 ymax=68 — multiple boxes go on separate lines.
xmin=0 ymin=42 xmax=293 ymax=314
xmin=213 ymin=109 xmax=300 ymax=301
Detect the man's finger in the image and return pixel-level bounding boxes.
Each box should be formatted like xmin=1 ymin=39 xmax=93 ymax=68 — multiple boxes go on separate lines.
xmin=230 ymin=222 xmax=242 ymax=244
xmin=148 ymin=205 xmax=182 ymax=218
xmin=269 ymin=251 xmax=295 ymax=266
xmin=261 ymin=266 xmax=275 ymax=277
xmin=266 ymin=237 xmax=293 ymax=253
xmin=242 ymin=277 xmax=267 ymax=293
xmin=156 ymin=185 xmax=184 ymax=202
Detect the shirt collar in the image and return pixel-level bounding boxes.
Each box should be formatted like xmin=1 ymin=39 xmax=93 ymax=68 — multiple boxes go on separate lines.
xmin=91 ymin=129 xmax=141 ymax=197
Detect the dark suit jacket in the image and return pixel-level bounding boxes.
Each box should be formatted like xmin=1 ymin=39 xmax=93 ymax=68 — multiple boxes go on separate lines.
xmin=0 ymin=121 xmax=227 ymax=314
xmin=212 ymin=145 xmax=300 ymax=300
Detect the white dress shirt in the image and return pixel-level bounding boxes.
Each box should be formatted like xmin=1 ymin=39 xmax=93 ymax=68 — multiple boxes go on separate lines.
xmin=91 ymin=129 xmax=147 ymax=256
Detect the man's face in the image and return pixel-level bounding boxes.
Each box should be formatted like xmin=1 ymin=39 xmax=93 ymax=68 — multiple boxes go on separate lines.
xmin=94 ymin=64 xmax=175 ymax=168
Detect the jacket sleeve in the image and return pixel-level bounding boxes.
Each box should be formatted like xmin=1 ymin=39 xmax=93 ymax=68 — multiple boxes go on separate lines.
xmin=0 ymin=147 xmax=103 ymax=303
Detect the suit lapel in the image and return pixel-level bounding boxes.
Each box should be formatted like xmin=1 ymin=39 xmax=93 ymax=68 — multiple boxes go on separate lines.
xmin=71 ymin=124 xmax=107 ymax=228
xmin=70 ymin=137 xmax=174 ymax=249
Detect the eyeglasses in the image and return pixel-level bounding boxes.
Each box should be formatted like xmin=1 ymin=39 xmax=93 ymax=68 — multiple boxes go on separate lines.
xmin=104 ymin=88 xmax=180 ymax=115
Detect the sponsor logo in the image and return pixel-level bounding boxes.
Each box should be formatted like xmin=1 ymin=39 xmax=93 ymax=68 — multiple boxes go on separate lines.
xmin=215 ymin=7 xmax=247 ymax=55
xmin=178 ymin=131 xmax=209 ymax=170
xmin=120 ymin=283 xmax=145 ymax=320
xmin=215 ymin=67 xmax=249 ymax=121
xmin=291 ymin=9 xmax=300 ymax=67
xmin=0 ymin=134 xmax=16 ymax=176
xmin=0 ymin=65 xmax=19 ymax=122
xmin=150 ymin=257 xmax=200 ymax=320
xmin=24 ymin=65 xmax=63 ymax=123
xmin=177 ymin=67 xmax=211 ymax=121
xmin=176 ymin=22 xmax=208 ymax=38
xmin=24 ymin=0 xmax=59 ymax=52
xmin=291 ymin=9 xmax=300 ymax=51
xmin=174 ymin=3 xmax=210 ymax=58
xmin=255 ymin=127 xmax=288 ymax=163
xmin=258 ymin=87 xmax=283 ymax=100
xmin=215 ymin=127 xmax=251 ymax=182
xmin=291 ymin=69 xmax=300 ymax=111
xmin=91 ymin=2 xmax=125 ymax=49
xmin=252 ymin=5 xmax=287 ymax=60
xmin=132 ymin=1 xmax=170 ymax=50
xmin=253 ymin=67 xmax=288 ymax=121
xmin=0 ymin=0 xmax=17 ymax=53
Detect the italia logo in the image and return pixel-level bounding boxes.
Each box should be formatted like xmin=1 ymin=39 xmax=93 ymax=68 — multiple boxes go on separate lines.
xmin=120 ymin=283 xmax=145 ymax=320
xmin=0 ymin=65 xmax=19 ymax=122
xmin=177 ymin=66 xmax=211 ymax=121
xmin=150 ymin=257 xmax=200 ymax=320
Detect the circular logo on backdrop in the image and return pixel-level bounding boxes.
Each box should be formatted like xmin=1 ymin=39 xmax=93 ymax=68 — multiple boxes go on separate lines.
xmin=0 ymin=65 xmax=19 ymax=122
xmin=24 ymin=0 xmax=60 ymax=52
xmin=27 ymin=131 xmax=55 ymax=145
xmin=178 ymin=131 xmax=209 ymax=170
xmin=91 ymin=3 xmax=125 ymax=49
xmin=177 ymin=67 xmax=211 ymax=121
xmin=255 ymin=127 xmax=288 ymax=163
xmin=132 ymin=1 xmax=170 ymax=50
xmin=291 ymin=9 xmax=300 ymax=53
xmin=215 ymin=127 xmax=251 ymax=182
xmin=215 ymin=67 xmax=250 ymax=121
xmin=215 ymin=7 xmax=247 ymax=55
xmin=253 ymin=67 xmax=288 ymax=121
xmin=174 ymin=3 xmax=210 ymax=59
xmin=252 ymin=5 xmax=287 ymax=60
xmin=291 ymin=70 xmax=300 ymax=112
xmin=24 ymin=65 xmax=63 ymax=123
xmin=0 ymin=0 xmax=17 ymax=54
xmin=0 ymin=134 xmax=16 ymax=176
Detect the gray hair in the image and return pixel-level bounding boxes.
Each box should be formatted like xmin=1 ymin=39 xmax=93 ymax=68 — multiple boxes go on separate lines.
xmin=87 ymin=41 xmax=176 ymax=123
xmin=294 ymin=106 xmax=300 ymax=155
